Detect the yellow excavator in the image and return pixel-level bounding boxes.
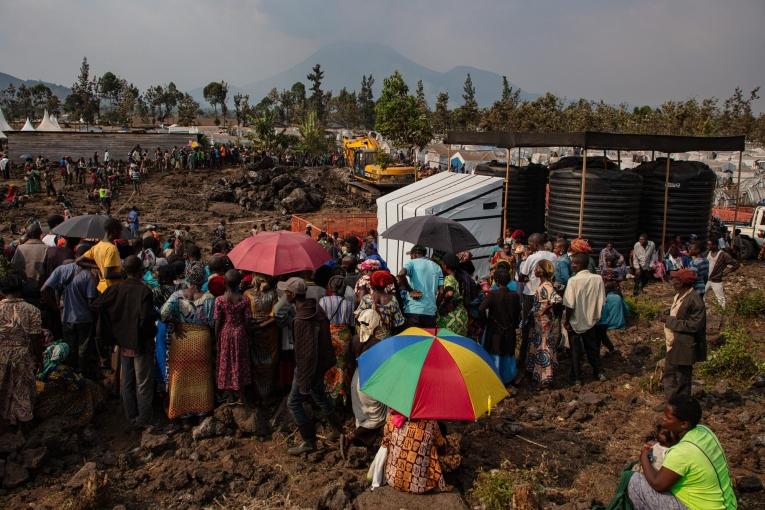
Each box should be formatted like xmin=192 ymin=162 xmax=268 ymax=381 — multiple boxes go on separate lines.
xmin=342 ymin=133 xmax=416 ymax=197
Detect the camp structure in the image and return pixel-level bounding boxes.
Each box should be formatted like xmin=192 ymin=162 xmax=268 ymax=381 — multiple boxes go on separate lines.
xmin=0 ymin=108 xmax=12 ymax=132
xmin=21 ymin=118 xmax=35 ymax=131
xmin=377 ymin=172 xmax=505 ymax=277
xmin=50 ymin=115 xmax=62 ymax=130
xmin=36 ymin=110 xmax=62 ymax=131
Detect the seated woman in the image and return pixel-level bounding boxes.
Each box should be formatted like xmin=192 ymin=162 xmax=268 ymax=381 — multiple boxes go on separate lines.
xmin=35 ymin=341 xmax=105 ymax=427
xmin=382 ymin=411 xmax=447 ymax=494
xmin=628 ymin=395 xmax=737 ymax=510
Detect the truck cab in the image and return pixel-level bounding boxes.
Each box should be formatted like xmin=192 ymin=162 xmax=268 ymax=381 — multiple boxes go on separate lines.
xmin=727 ymin=205 xmax=765 ymax=258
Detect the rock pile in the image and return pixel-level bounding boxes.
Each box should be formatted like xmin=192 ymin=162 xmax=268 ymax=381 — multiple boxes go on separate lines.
xmin=207 ymin=164 xmax=373 ymax=213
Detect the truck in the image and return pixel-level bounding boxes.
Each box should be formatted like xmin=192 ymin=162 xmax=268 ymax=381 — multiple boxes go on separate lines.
xmin=342 ymin=133 xmax=416 ymax=198
xmin=723 ymin=205 xmax=765 ymax=259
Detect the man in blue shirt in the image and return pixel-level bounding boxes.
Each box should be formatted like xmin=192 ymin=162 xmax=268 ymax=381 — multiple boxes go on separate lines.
xmin=687 ymin=241 xmax=708 ymax=297
xmin=397 ymin=245 xmax=443 ymax=328
xmin=42 ymin=244 xmax=99 ymax=377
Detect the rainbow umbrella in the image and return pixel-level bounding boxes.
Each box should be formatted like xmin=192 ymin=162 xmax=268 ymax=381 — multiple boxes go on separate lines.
xmin=358 ymin=327 xmax=508 ymax=421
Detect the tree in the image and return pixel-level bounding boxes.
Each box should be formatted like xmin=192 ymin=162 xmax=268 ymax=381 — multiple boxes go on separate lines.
xmin=328 ymin=87 xmax=358 ymax=127
xmin=177 ymin=93 xmax=200 ymax=125
xmin=63 ymin=57 xmax=100 ymax=123
xmin=251 ymin=109 xmax=277 ymax=150
xmin=298 ymin=110 xmax=330 ymax=158
xmin=203 ymin=81 xmax=223 ymax=119
xmin=144 ymin=85 xmax=164 ymax=122
xmin=233 ymin=93 xmax=244 ymax=126
xmin=455 ymin=73 xmax=479 ymax=130
xmin=480 ymin=76 xmax=521 ymax=130
xmin=375 ymin=70 xmax=432 ymax=152
xmin=415 ymin=80 xmax=428 ymax=111
xmin=99 ymin=72 xmax=122 ymax=105
xmin=162 ymin=82 xmax=182 ymax=120
xmin=306 ymin=64 xmax=326 ymax=121
xmin=219 ymin=81 xmax=229 ymax=127
xmin=433 ymin=92 xmax=451 ymax=134
xmin=290 ymin=81 xmax=307 ymax=122
xmin=358 ymin=74 xmax=376 ymax=129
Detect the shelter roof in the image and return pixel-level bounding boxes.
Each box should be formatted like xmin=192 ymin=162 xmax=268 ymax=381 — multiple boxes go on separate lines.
xmin=445 ymin=131 xmax=745 ymax=153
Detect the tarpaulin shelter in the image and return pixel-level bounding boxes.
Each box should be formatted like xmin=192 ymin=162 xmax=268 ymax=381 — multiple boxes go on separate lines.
xmin=20 ymin=118 xmax=35 ymax=131
xmin=377 ymin=172 xmax=505 ymax=277
xmin=0 ymin=108 xmax=12 ymax=132
xmin=444 ymin=131 xmax=747 ymax=248
xmin=36 ymin=110 xmax=61 ymax=132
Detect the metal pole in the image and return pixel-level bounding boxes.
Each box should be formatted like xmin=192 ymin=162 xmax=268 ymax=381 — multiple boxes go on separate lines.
xmin=661 ymin=155 xmax=671 ymax=251
xmin=732 ymin=150 xmax=743 ymax=240
xmin=617 ymin=149 xmax=621 ymax=169
xmin=578 ymin=149 xmax=588 ymax=237
xmin=446 ymin=144 xmax=451 ymax=173
xmin=503 ymin=148 xmax=511 ymax=238
xmin=517 ymin=148 xmax=522 ymax=167
xmin=651 ymin=150 xmax=655 ymax=162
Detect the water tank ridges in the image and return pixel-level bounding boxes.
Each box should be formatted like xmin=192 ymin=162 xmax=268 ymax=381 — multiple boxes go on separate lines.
xmin=634 ymin=159 xmax=716 ymax=244
xmin=474 ymin=163 xmax=548 ymax=235
xmin=547 ymin=158 xmax=642 ymax=255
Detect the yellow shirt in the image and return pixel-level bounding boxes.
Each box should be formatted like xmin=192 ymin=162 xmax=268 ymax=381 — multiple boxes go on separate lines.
xmin=83 ymin=240 xmax=121 ymax=293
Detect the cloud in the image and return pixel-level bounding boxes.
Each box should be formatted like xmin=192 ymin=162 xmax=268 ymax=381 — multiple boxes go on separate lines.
xmin=1 ymin=0 xmax=763 ymax=110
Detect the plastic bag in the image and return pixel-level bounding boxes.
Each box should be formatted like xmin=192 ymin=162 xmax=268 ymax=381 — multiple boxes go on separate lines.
xmin=366 ymin=446 xmax=388 ymax=490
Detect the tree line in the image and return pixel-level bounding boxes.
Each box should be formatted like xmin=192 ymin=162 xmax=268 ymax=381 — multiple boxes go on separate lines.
xmin=2 ymin=57 xmax=763 ymax=148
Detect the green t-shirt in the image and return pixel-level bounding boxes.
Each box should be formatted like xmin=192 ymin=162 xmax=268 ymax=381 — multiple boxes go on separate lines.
xmin=662 ymin=425 xmax=737 ymax=510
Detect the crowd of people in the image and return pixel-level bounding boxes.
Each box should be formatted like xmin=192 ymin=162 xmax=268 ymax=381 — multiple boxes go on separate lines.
xmin=0 ymin=206 xmax=742 ymax=507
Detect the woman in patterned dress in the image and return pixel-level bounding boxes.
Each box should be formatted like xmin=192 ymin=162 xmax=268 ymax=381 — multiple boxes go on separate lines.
xmin=244 ymin=275 xmax=280 ymax=405
xmin=436 ymin=255 xmax=469 ymax=336
xmin=526 ymin=259 xmax=559 ymax=387
xmin=0 ymin=275 xmax=41 ymax=426
xmin=160 ymin=264 xmax=216 ymax=420
xmin=214 ymin=270 xmax=252 ymax=403
xmin=382 ymin=411 xmax=447 ymax=494
xmin=319 ymin=275 xmax=354 ymax=403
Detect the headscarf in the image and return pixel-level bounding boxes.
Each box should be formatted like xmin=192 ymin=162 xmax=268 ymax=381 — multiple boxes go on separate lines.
xmin=328 ymin=274 xmax=346 ymax=296
xmin=570 ymin=238 xmax=592 ymax=254
xmin=39 ymin=341 xmax=70 ymax=380
xmin=536 ymin=259 xmax=555 ymax=280
xmin=370 ymin=270 xmax=394 ymax=289
xmin=390 ymin=409 xmax=407 ymax=429
xmin=185 ymin=262 xmax=205 ymax=288
xmin=456 ymin=251 xmax=472 ymax=263
xmin=511 ymin=229 xmax=525 ymax=241
xmin=358 ymin=259 xmax=381 ymax=272
xmin=670 ymin=269 xmax=697 ymax=285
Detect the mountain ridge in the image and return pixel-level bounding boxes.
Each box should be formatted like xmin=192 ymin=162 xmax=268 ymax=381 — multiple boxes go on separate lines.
xmin=0 ymin=72 xmax=71 ymax=100
xmin=190 ymin=42 xmax=535 ymax=109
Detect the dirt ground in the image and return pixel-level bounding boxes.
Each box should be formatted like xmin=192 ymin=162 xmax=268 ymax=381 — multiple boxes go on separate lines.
xmin=1 ymin=166 xmax=763 ymax=509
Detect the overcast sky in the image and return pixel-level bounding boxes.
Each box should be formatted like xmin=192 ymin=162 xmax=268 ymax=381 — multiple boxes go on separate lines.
xmin=2 ymin=0 xmax=763 ymax=110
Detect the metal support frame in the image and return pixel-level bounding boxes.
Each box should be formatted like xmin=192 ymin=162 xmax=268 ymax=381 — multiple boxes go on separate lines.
xmin=661 ymin=154 xmax=672 ymax=251
xmin=503 ymin=148 xmax=511 ymax=237
xmin=578 ymin=149 xmax=588 ymax=238
xmin=732 ymin=150 xmax=743 ymax=239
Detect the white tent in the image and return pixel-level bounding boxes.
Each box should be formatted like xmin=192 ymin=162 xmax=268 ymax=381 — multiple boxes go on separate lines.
xmin=21 ymin=118 xmax=36 ymax=131
xmin=377 ymin=172 xmax=506 ymax=278
xmin=0 ymin=108 xmax=11 ymax=131
xmin=36 ymin=110 xmax=60 ymax=131
xmin=0 ymin=130 xmax=6 ymax=139
xmin=49 ymin=115 xmax=62 ymax=130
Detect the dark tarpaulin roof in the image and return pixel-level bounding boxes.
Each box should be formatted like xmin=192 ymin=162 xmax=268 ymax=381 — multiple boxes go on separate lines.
xmin=444 ymin=131 xmax=745 ymax=153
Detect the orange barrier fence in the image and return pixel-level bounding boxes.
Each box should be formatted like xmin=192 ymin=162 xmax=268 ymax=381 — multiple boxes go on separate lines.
xmin=291 ymin=213 xmax=378 ymax=240
xmin=713 ymin=207 xmax=753 ymax=224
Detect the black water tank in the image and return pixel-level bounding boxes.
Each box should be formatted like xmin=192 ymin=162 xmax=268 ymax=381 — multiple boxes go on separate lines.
xmin=635 ymin=159 xmax=716 ymax=244
xmin=474 ymin=162 xmax=548 ymax=235
xmin=547 ymin=157 xmax=642 ymax=254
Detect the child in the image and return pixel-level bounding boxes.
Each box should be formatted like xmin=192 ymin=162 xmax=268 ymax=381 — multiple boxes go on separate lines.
xmin=634 ymin=425 xmax=679 ymax=472
xmin=595 ymin=280 xmax=628 ymax=355
xmin=214 ymin=269 xmax=252 ymax=403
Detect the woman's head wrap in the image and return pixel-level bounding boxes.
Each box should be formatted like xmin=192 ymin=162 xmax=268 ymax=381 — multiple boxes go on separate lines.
xmin=670 ymin=269 xmax=697 ymax=285
xmin=185 ymin=262 xmax=205 ymax=288
xmin=358 ymin=259 xmax=381 ymax=272
xmin=370 ymin=270 xmax=394 ymax=289
xmin=570 ymin=238 xmax=592 ymax=254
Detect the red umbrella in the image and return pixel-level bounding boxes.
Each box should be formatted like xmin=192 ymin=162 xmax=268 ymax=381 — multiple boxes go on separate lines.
xmin=228 ymin=231 xmax=331 ymax=276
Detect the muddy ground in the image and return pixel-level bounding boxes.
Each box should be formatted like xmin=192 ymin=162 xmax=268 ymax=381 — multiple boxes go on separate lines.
xmin=1 ymin=166 xmax=763 ymax=509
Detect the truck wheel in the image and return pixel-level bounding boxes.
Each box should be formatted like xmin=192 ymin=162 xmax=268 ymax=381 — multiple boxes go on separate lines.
xmin=738 ymin=238 xmax=756 ymax=259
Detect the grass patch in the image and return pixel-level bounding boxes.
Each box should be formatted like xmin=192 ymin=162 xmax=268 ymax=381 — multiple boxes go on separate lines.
xmin=699 ymin=325 xmax=761 ymax=381
xmin=726 ymin=288 xmax=765 ymax=318
xmin=624 ymin=295 xmax=663 ymax=320
xmin=470 ymin=460 xmax=545 ymax=510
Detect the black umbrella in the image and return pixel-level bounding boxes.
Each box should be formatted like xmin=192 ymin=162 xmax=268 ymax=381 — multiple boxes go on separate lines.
xmin=380 ymin=216 xmax=480 ymax=254
xmin=52 ymin=214 xmax=116 ymax=239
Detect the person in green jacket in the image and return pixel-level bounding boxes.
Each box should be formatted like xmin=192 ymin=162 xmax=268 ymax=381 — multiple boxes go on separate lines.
xmin=628 ymin=394 xmax=737 ymax=510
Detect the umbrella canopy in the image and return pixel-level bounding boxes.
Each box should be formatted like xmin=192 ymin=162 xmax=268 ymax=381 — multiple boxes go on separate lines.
xmin=227 ymin=230 xmax=330 ymax=276
xmin=358 ymin=327 xmax=508 ymax=421
xmin=52 ymin=214 xmax=114 ymax=239
xmin=20 ymin=154 xmax=33 ymax=160
xmin=380 ymin=215 xmax=479 ymax=254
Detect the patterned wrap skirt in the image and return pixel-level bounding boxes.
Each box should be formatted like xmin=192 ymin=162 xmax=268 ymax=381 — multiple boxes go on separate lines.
xmin=167 ymin=324 xmax=214 ymax=419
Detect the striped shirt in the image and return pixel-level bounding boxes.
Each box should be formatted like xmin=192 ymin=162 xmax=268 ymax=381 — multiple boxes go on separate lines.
xmin=689 ymin=256 xmax=709 ymax=295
